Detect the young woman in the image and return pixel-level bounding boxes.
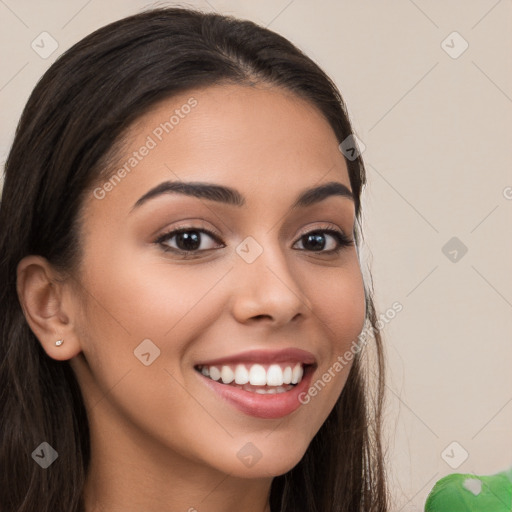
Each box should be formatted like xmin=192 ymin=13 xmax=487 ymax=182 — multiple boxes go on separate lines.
xmin=0 ymin=7 xmax=388 ymax=511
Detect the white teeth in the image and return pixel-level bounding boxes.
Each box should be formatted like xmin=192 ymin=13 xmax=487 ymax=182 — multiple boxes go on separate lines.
xmin=283 ymin=366 xmax=292 ymax=384
xmin=243 ymin=384 xmax=292 ymax=394
xmin=198 ymin=362 xmax=307 ymax=388
xmin=291 ymin=363 xmax=303 ymax=384
xmin=266 ymin=364 xmax=283 ymax=386
xmin=220 ymin=366 xmax=234 ymax=384
xmin=256 ymin=387 xmax=276 ymax=394
xmin=249 ymin=364 xmax=267 ymax=385
xmin=209 ymin=366 xmax=221 ymax=381
xmin=234 ymin=364 xmax=249 ymax=384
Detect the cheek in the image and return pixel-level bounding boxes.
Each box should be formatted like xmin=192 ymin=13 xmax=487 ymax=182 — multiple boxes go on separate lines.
xmin=72 ymin=250 xmax=228 ymax=461
xmin=295 ymin=258 xmax=366 ymax=418
xmin=308 ymin=257 xmax=367 ymax=352
xmin=72 ymin=245 xmax=236 ymax=422
xmin=78 ymin=241 xmax=227 ymax=344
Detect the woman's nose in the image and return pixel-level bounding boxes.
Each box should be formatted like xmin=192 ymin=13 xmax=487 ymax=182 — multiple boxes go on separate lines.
xmin=229 ymin=235 xmax=313 ymax=328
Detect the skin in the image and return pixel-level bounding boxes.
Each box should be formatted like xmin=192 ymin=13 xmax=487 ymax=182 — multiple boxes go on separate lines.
xmin=16 ymin=83 xmax=366 ymax=512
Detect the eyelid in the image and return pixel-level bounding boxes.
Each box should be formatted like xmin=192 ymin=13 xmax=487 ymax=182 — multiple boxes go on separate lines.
xmin=154 ymin=221 xmax=353 ymax=255
xmin=155 ymin=221 xmax=349 ymax=242
xmin=154 ymin=226 xmax=223 ymax=249
xmin=154 ymin=220 xmax=222 ymax=242
xmin=293 ymin=225 xmax=354 ymax=253
xmin=296 ymin=221 xmax=349 ymax=239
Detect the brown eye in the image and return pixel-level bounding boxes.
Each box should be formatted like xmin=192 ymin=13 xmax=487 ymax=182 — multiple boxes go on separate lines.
xmin=294 ymin=229 xmax=354 ymax=254
xmin=156 ymin=227 xmax=224 ymax=254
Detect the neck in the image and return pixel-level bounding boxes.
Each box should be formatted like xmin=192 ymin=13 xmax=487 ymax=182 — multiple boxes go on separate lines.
xmin=82 ymin=412 xmax=273 ymax=512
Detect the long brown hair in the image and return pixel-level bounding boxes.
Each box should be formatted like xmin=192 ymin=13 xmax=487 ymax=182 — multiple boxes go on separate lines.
xmin=0 ymin=7 xmax=388 ymax=511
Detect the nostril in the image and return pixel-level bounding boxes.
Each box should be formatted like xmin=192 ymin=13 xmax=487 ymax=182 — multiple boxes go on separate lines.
xmin=251 ymin=314 xmax=273 ymax=321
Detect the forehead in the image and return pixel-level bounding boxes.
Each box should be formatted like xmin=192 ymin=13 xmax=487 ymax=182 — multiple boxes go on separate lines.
xmin=86 ymin=83 xmax=351 ymax=217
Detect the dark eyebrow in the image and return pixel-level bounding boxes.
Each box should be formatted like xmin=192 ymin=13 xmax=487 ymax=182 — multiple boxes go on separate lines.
xmin=130 ymin=180 xmax=354 ymax=212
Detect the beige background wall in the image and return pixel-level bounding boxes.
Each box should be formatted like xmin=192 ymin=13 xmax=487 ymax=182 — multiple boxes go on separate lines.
xmin=1 ymin=1 xmax=511 ymax=509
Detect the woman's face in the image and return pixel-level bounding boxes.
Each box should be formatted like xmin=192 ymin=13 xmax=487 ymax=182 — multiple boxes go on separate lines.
xmin=69 ymin=83 xmax=366 ymax=478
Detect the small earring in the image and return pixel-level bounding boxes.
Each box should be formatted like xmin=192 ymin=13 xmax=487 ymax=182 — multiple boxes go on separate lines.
xmin=55 ymin=339 xmax=64 ymax=346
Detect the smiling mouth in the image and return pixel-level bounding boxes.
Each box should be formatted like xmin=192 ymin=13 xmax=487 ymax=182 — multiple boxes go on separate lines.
xmin=194 ymin=362 xmax=312 ymax=394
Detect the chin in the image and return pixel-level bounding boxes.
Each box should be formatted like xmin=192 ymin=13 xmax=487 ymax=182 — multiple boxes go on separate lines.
xmin=222 ymin=437 xmax=312 ymax=479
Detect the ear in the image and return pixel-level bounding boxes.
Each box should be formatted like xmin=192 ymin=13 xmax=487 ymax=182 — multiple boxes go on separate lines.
xmin=16 ymin=255 xmax=82 ymax=361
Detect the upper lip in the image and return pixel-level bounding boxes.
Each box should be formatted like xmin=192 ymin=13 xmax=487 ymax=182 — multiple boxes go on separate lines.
xmin=195 ymin=348 xmax=317 ymax=367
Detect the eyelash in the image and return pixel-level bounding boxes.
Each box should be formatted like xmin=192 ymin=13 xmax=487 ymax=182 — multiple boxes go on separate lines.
xmin=154 ymin=224 xmax=354 ymax=257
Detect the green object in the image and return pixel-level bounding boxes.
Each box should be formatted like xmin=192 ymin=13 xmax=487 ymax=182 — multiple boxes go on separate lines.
xmin=425 ymin=468 xmax=512 ymax=511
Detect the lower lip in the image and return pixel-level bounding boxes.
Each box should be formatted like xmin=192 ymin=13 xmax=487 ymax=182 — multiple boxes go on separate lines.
xmin=197 ymin=366 xmax=315 ymax=419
